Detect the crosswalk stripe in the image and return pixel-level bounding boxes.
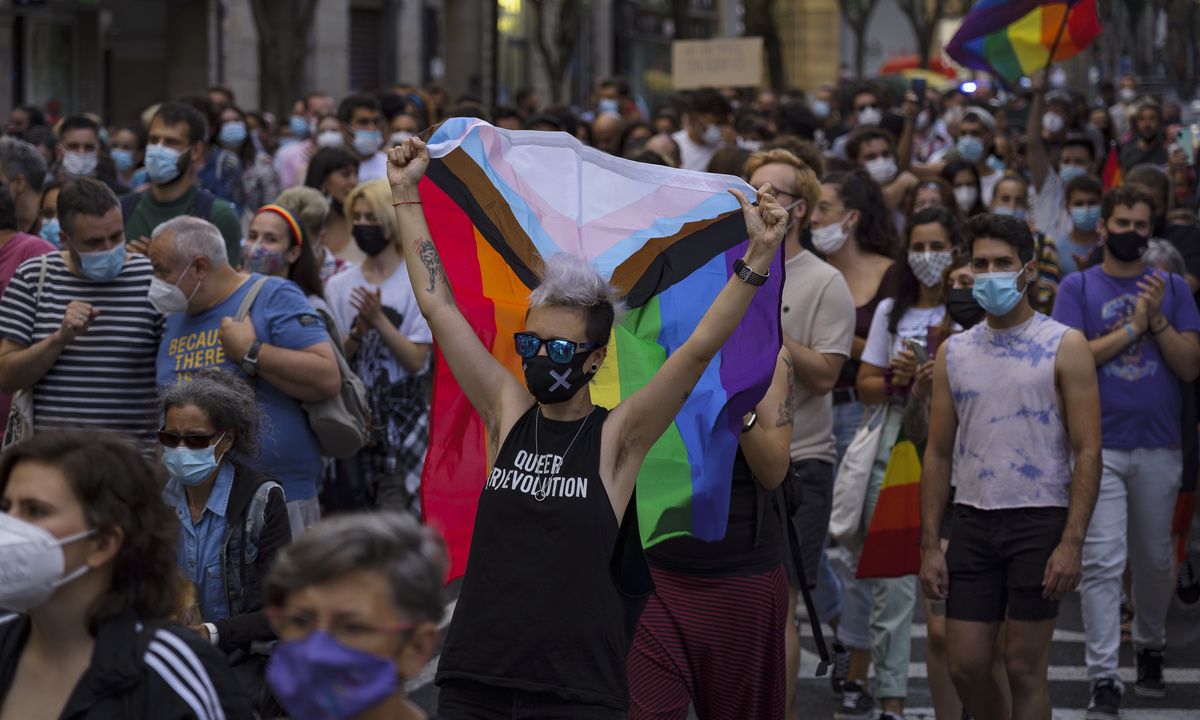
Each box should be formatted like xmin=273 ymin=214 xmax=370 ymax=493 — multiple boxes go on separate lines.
xmin=901 ymin=709 xmax=1199 ymax=720
xmin=797 ymin=648 xmax=1200 ymax=683
xmin=798 ymin=622 xmax=1088 ymax=644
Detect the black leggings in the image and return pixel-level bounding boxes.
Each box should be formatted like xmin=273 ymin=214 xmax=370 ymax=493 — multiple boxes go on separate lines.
xmin=437 ymin=680 xmax=627 ymax=720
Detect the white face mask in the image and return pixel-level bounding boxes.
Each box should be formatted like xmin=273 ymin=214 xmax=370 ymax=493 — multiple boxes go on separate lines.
xmin=857 ymin=107 xmax=882 ymax=127
xmin=62 ymin=150 xmax=99 ymax=177
xmin=954 ymin=186 xmax=979 ymax=212
xmin=1042 ymin=111 xmax=1065 ymax=135
xmin=389 ymin=131 xmax=414 ymax=147
xmin=316 ymin=130 xmax=344 ymax=149
xmin=812 ymin=215 xmax=851 ymax=255
xmin=0 ymin=512 xmax=95 ymax=613
xmin=148 ymin=266 xmax=198 ymax=315
xmin=1119 ymin=87 xmax=1137 ymax=104
xmin=908 ymin=250 xmax=954 ymax=288
xmin=865 ymin=156 xmax=898 ymax=184
xmin=701 ymin=123 xmax=723 ymax=147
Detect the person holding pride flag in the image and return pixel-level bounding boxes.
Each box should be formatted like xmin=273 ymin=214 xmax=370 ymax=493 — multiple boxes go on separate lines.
xmin=385 ymin=135 xmax=787 ymax=717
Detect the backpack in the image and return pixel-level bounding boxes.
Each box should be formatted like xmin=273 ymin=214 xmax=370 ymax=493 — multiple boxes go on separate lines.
xmin=120 ymin=187 xmax=217 ymax=222
xmin=236 ymin=278 xmax=370 ymax=458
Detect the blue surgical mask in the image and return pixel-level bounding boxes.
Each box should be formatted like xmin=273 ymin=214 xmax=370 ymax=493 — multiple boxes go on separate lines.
xmin=973 ymin=266 xmax=1031 ymax=317
xmin=597 ymin=98 xmax=620 ymax=115
xmin=219 ymin=120 xmax=247 ymax=147
xmin=1070 ymin=205 xmax=1102 ymax=232
xmin=992 ymin=206 xmax=1028 ymax=221
xmin=289 ymin=114 xmax=310 ymax=139
xmin=145 ymin=143 xmax=184 ymax=185
xmin=352 ymin=129 xmax=382 ymax=157
xmin=162 ymin=442 xmax=223 ymax=487
xmin=78 ymin=243 xmax=127 ymax=283
xmin=957 ymin=136 xmax=985 ymax=164
xmin=39 ymin=217 xmax=61 ymax=248
xmin=1059 ymin=165 xmax=1088 ymax=183
xmin=985 ymin=155 xmax=1006 ymax=172
xmin=111 ymin=148 xmax=135 ymax=172
xmin=812 ymin=100 xmax=831 ymax=119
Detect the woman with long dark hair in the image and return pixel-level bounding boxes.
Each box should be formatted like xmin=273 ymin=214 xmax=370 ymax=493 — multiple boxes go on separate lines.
xmin=0 ymin=431 xmax=254 ymax=718
xmin=217 ymin=105 xmax=282 ymax=227
xmin=305 ymin=147 xmax=362 ymax=265
xmin=846 ymin=207 xmax=962 ymax=720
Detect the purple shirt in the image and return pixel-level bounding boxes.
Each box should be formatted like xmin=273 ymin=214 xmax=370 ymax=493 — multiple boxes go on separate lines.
xmin=1052 ymin=265 xmax=1200 ymax=449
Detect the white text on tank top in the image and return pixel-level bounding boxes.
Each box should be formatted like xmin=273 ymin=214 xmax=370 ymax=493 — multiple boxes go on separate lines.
xmin=946 ymin=313 xmax=1073 ymax=509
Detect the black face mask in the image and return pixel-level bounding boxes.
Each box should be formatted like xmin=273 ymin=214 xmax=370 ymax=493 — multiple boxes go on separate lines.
xmin=522 ymin=353 xmax=596 ymax=405
xmin=947 ymin=288 xmax=986 ymax=329
xmin=1106 ymin=230 xmax=1149 ymax=262
xmin=352 ymin=224 xmax=390 ymax=256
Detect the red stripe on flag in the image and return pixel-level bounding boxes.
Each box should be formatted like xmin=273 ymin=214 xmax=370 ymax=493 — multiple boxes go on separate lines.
xmin=418 ymin=178 xmax=496 ymax=581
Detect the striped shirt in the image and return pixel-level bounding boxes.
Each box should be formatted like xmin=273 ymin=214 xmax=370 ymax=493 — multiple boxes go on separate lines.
xmin=0 ymin=251 xmax=161 ymax=448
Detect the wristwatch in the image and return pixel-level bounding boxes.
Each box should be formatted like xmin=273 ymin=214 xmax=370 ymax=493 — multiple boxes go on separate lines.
xmin=733 ymin=258 xmax=769 ymax=286
xmin=240 ymin=340 xmax=262 ymax=377
xmin=202 ymin=622 xmax=219 ymax=647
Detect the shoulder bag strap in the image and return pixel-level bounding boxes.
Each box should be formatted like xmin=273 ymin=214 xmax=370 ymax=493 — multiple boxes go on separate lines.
xmin=235 ymin=277 xmax=270 ymax=322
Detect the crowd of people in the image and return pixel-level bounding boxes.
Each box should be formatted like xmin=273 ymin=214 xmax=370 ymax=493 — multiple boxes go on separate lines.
xmin=0 ymin=67 xmax=1198 ymax=720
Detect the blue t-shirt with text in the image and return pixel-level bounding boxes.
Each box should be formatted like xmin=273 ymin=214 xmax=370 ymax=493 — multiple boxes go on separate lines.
xmin=157 ymin=275 xmax=329 ymax=500
xmin=1052 ymin=266 xmax=1200 ymax=449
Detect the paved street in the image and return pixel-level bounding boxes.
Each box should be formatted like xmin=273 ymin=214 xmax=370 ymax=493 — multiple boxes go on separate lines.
xmin=410 ymin=581 xmax=1200 ymax=718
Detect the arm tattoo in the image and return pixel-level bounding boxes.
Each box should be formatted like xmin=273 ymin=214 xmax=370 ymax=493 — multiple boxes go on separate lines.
xmin=777 ymin=355 xmax=796 ymax=427
xmin=417 ymin=238 xmax=448 ymax=295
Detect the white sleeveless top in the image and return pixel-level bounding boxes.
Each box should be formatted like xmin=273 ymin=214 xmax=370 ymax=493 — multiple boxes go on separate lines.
xmin=945 ymin=313 xmax=1073 ymax=510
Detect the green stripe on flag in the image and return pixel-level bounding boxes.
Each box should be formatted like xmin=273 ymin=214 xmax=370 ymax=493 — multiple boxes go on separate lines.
xmin=982 ymin=30 xmax=1025 ymax=83
xmin=615 ymin=298 xmax=695 ymax=546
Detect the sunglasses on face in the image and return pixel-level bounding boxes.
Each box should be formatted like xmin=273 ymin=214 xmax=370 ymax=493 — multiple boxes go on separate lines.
xmin=514 ymin=332 xmax=601 ymax=365
xmin=157 ymin=429 xmax=225 ymax=450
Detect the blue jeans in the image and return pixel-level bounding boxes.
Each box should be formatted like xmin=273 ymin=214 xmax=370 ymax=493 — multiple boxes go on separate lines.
xmin=815 ymin=400 xmax=866 ymax=628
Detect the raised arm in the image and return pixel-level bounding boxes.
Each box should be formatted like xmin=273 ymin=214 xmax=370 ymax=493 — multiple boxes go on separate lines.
xmin=606 ymin=183 xmax=788 ymax=474
xmin=1043 ymin=329 xmax=1102 ymax=601
xmin=919 ymin=349 xmax=957 ymax=601
xmin=738 ymin=348 xmax=795 ymax=491
xmin=387 ymin=138 xmax=531 ymax=445
xmin=1027 ymin=72 xmax=1051 ymax=191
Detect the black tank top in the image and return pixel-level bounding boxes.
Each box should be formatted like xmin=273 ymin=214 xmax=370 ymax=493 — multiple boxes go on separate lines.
xmin=646 ymin=450 xmax=783 ymax=577
xmin=435 ymin=404 xmax=652 ymax=709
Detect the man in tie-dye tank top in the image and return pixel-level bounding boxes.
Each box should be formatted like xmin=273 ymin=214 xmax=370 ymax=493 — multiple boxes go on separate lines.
xmin=920 ymin=214 xmax=1102 ymax=720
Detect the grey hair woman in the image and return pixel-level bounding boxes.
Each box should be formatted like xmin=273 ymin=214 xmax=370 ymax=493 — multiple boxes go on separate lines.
xmin=1143 ymin=239 xmax=1186 ymax=276
xmin=157 ymin=368 xmax=291 ymax=661
xmin=264 ymin=512 xmax=447 ymax=720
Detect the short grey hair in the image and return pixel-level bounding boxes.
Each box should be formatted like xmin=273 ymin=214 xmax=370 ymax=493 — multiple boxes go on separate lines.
xmin=160 ymin=368 xmax=261 ymax=457
xmin=1144 ymin=239 xmax=1185 ymax=276
xmin=152 ymin=215 xmax=228 ymax=267
xmin=528 ymin=252 xmax=626 ymax=345
xmin=0 ymin=136 xmax=48 ymax=193
xmin=264 ymin=512 xmax=448 ymax=624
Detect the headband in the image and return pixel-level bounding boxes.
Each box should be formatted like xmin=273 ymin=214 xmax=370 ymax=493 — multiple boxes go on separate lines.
xmin=255 ymin=204 xmax=303 ymax=248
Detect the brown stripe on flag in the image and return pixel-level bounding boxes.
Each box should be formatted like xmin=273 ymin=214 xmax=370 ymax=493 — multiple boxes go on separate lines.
xmin=441 ymin=148 xmax=542 ymax=275
xmin=615 ymin=210 xmax=748 ymax=308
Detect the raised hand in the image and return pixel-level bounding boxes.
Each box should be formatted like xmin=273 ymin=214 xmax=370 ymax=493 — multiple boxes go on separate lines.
xmin=55 ymin=301 xmax=99 ymax=344
xmin=388 ymin=137 xmax=430 ymax=198
xmin=729 ymin=183 xmax=788 ymax=269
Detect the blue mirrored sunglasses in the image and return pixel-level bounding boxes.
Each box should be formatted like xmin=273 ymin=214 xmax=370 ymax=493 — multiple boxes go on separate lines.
xmin=513 ymin=332 xmax=601 ymax=365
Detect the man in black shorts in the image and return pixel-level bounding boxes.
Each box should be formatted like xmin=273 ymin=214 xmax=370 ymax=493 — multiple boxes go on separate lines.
xmin=920 ymin=214 xmax=1102 ymax=720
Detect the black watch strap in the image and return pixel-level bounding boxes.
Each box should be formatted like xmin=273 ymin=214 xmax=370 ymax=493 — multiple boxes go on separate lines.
xmin=733 ymin=258 xmax=769 ymax=286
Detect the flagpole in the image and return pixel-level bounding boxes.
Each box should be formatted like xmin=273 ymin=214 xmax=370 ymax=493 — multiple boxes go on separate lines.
xmin=1044 ymin=4 xmax=1072 ymax=71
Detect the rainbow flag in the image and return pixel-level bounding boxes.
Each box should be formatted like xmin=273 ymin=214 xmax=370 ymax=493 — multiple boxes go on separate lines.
xmin=946 ymin=0 xmax=1101 ymax=85
xmin=857 ymin=426 xmax=923 ymax=579
xmin=1102 ymin=143 xmax=1123 ymax=191
xmin=417 ymin=119 xmax=783 ymax=579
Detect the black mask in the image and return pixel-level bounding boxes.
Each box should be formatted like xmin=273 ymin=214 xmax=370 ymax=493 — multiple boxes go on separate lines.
xmin=947 ymin=288 xmax=986 ymax=329
xmin=522 ymin=353 xmax=596 ymax=405
xmin=1106 ymin=230 xmax=1149 ymax=262
xmin=352 ymin=224 xmax=390 ymax=256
